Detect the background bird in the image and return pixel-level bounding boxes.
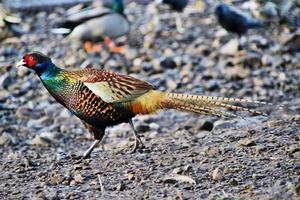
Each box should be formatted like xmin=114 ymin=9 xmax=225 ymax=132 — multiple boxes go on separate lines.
xmin=215 ymin=3 xmax=265 ymax=35
xmin=52 ymin=0 xmax=129 ymax=53
xmin=16 ymin=52 xmax=269 ymax=158
xmin=154 ymin=0 xmax=189 ymax=33
xmin=0 ymin=3 xmax=22 ymax=40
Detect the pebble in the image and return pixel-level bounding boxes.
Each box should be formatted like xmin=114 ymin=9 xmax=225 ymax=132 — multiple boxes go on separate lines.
xmin=74 ymin=174 xmax=83 ymax=183
xmin=30 ymin=135 xmax=50 ymax=146
xmin=51 ymin=174 xmax=64 ymax=184
xmin=160 ymin=57 xmax=177 ymax=69
xmin=219 ymin=38 xmax=239 ymax=55
xmin=238 ymin=138 xmax=255 ymax=146
xmin=212 ymin=168 xmax=222 ymax=181
xmin=199 ymin=121 xmax=214 ymax=131
xmin=0 ymin=73 xmax=12 ymax=89
xmin=0 ymin=132 xmax=16 ymax=145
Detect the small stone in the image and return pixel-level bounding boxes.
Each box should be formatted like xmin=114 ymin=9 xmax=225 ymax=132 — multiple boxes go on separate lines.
xmin=0 ymin=73 xmax=12 ymax=89
xmin=149 ymin=123 xmax=160 ymax=131
xmin=219 ymin=38 xmax=239 ymax=55
xmin=126 ymin=173 xmax=134 ymax=180
xmin=73 ymin=164 xmax=82 ymax=170
xmin=293 ymin=152 xmax=300 ymax=159
xmin=166 ymin=78 xmax=177 ymax=90
xmin=51 ymin=174 xmax=64 ymax=184
xmin=199 ymin=121 xmax=214 ymax=131
xmin=289 ymin=144 xmax=299 ymax=153
xmin=116 ymin=181 xmax=125 ymax=191
xmin=212 ymin=168 xmax=222 ymax=181
xmin=238 ymin=138 xmax=255 ymax=146
xmin=229 ymin=178 xmax=239 ymax=186
xmin=23 ymin=158 xmax=30 ymax=168
xmin=7 ymin=152 xmax=18 ymax=160
xmin=30 ymin=136 xmax=49 ymax=146
xmin=16 ymin=106 xmax=32 ymax=119
xmin=160 ymin=57 xmax=177 ymax=69
xmin=74 ymin=174 xmax=83 ymax=183
xmin=0 ymin=132 xmax=16 ymax=145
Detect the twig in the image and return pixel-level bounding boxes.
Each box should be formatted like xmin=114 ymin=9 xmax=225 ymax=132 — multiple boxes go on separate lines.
xmin=97 ymin=174 xmax=105 ymax=191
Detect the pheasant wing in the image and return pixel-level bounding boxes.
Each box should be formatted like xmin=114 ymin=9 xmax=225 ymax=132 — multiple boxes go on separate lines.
xmin=81 ymin=69 xmax=154 ymax=103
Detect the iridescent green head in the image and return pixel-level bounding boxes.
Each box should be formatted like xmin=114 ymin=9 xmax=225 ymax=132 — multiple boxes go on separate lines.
xmin=112 ymin=0 xmax=124 ymax=14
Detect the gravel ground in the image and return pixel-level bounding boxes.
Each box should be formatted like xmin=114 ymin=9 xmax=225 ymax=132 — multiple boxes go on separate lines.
xmin=0 ymin=0 xmax=299 ymax=199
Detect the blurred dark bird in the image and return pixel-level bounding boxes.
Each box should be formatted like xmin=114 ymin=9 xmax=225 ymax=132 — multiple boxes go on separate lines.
xmin=17 ymin=52 xmax=269 ymax=158
xmin=154 ymin=0 xmax=189 ymax=33
xmin=52 ymin=0 xmax=128 ymax=53
xmin=215 ymin=3 xmax=264 ymax=35
xmin=157 ymin=0 xmax=189 ymax=12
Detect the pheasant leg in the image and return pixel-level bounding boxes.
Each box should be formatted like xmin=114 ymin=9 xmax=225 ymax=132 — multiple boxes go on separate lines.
xmin=129 ymin=119 xmax=145 ymax=153
xmin=83 ymin=140 xmax=101 ymax=159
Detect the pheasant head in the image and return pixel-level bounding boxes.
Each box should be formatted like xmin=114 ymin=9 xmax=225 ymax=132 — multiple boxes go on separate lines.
xmin=16 ymin=52 xmax=57 ymax=76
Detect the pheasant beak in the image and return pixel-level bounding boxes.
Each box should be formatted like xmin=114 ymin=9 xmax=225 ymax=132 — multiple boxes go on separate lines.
xmin=16 ymin=59 xmax=26 ymax=67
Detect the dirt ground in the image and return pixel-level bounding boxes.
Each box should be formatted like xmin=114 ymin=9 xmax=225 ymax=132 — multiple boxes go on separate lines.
xmin=0 ymin=0 xmax=299 ymax=199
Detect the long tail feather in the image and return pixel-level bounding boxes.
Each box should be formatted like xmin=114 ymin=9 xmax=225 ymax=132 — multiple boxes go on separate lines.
xmin=160 ymin=92 xmax=269 ymax=117
xmin=169 ymin=100 xmax=238 ymax=118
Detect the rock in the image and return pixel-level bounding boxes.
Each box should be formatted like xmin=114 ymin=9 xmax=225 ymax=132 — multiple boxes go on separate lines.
xmin=289 ymin=144 xmax=300 ymax=154
xmin=149 ymin=122 xmax=160 ymax=131
xmin=219 ymin=38 xmax=239 ymax=55
xmin=166 ymin=78 xmax=177 ymax=90
xmin=164 ymin=174 xmax=196 ymax=185
xmin=7 ymin=152 xmax=18 ymax=160
xmin=116 ymin=181 xmax=125 ymax=191
xmin=0 ymin=132 xmax=16 ymax=145
xmin=16 ymin=106 xmax=29 ymax=119
xmin=279 ymin=31 xmax=300 ymax=52
xmin=30 ymin=135 xmax=50 ymax=146
xmin=0 ymin=73 xmax=12 ymax=89
xmin=39 ymin=132 xmax=58 ymax=142
xmin=74 ymin=174 xmax=83 ymax=183
xmin=229 ymin=178 xmax=239 ymax=186
xmin=212 ymin=168 xmax=222 ymax=181
xmin=51 ymin=174 xmax=64 ymax=184
xmin=238 ymin=138 xmax=255 ymax=146
xmin=59 ymin=109 xmax=72 ymax=118
xmin=160 ymin=57 xmax=177 ymax=69
xmin=199 ymin=121 xmax=214 ymax=131
xmin=126 ymin=173 xmax=134 ymax=180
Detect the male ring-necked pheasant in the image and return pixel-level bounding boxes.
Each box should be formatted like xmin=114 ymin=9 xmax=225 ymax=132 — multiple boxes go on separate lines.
xmin=17 ymin=52 xmax=268 ymax=158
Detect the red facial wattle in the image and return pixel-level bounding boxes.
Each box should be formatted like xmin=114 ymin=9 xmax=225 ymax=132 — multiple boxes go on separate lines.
xmin=24 ymin=54 xmax=37 ymax=68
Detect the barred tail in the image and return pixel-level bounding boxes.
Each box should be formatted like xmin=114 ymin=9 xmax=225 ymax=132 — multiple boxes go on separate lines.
xmin=161 ymin=92 xmax=269 ymax=117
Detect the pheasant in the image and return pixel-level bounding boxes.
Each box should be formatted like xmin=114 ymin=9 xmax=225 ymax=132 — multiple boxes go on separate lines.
xmin=17 ymin=52 xmax=268 ymax=158
xmin=215 ymin=3 xmax=264 ymax=35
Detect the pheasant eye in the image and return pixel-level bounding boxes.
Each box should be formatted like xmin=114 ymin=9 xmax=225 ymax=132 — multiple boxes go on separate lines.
xmin=26 ymin=55 xmax=37 ymax=67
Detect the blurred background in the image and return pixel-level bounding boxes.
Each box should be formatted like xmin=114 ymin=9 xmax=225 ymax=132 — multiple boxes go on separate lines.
xmin=0 ymin=0 xmax=299 ymax=199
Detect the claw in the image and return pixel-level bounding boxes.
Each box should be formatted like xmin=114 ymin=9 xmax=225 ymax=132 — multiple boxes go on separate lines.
xmin=130 ymin=135 xmax=145 ymax=154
